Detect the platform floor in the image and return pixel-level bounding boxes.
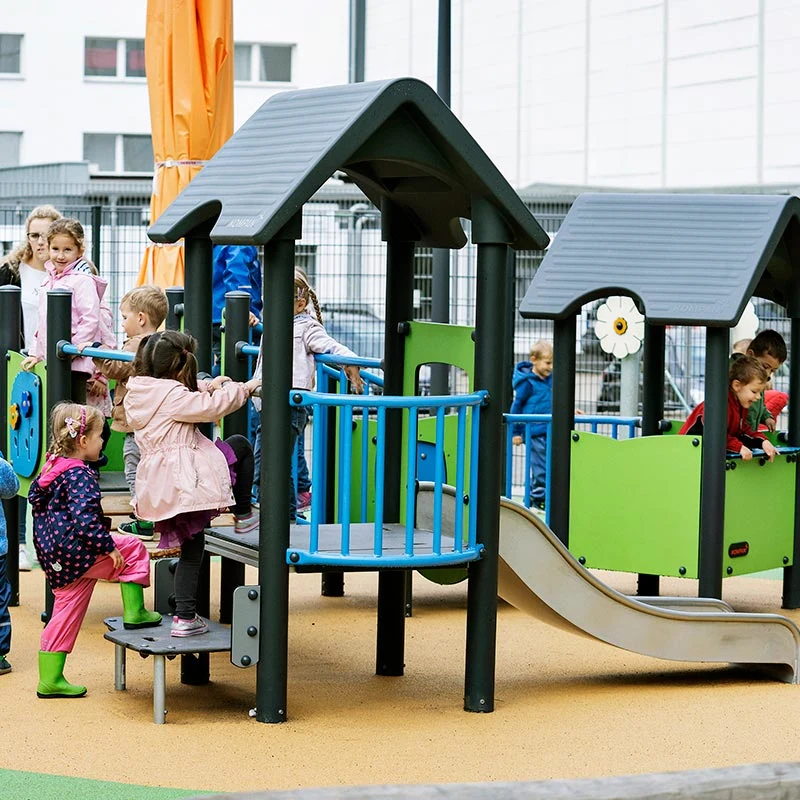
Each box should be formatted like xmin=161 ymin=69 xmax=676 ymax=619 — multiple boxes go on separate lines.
xmin=4 ymin=561 xmax=800 ymax=795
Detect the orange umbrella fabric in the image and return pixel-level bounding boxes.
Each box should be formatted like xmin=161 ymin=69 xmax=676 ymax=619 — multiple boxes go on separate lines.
xmin=137 ymin=0 xmax=233 ymax=288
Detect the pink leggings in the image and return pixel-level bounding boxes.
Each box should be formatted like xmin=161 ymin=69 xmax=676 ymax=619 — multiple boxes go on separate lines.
xmin=41 ymin=533 xmax=152 ymax=653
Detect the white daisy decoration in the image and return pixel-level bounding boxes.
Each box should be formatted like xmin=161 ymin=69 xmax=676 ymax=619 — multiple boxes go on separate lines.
xmin=730 ymin=300 xmax=759 ymax=345
xmin=594 ymin=296 xmax=645 ymax=358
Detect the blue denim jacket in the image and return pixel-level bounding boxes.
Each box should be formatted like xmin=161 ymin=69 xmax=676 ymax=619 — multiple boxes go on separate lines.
xmin=0 ymin=455 xmax=20 ymax=557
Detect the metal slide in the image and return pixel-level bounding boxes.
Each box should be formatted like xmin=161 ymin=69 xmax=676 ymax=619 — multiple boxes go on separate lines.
xmin=416 ymin=484 xmax=800 ymax=683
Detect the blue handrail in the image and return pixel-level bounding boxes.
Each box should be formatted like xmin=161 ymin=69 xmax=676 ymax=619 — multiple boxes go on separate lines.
xmin=59 ymin=342 xmax=133 ymax=362
xmin=287 ymin=389 xmax=487 ymax=568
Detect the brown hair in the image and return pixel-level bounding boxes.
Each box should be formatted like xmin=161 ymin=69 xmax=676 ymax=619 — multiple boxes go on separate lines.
xmin=121 ymin=285 xmax=168 ymax=328
xmin=47 ymin=218 xmax=86 ymax=252
xmin=730 ymin=355 xmax=769 ymax=387
xmin=133 ymin=330 xmax=198 ymax=391
xmin=529 ymin=340 xmax=553 ymax=361
xmin=1 ymin=205 xmax=63 ymax=274
xmin=748 ymin=329 xmax=787 ymax=364
xmin=48 ymin=402 xmax=104 ymax=458
xmin=295 ymin=269 xmax=322 ymax=324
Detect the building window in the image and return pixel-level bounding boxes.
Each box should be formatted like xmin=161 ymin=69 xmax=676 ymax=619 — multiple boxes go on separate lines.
xmin=295 ymin=244 xmax=317 ymax=282
xmin=84 ymin=133 xmax=153 ymax=173
xmin=0 ymin=132 xmax=21 ymax=166
xmin=0 ymin=34 xmax=22 ymax=74
xmin=84 ymin=38 xmax=146 ymax=79
xmin=235 ymin=43 xmax=293 ymax=83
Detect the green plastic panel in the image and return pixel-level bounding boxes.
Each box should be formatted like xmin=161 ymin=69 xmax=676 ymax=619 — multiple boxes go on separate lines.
xmin=723 ymin=452 xmax=795 ymax=575
xmin=569 ymin=433 xmax=702 ymax=577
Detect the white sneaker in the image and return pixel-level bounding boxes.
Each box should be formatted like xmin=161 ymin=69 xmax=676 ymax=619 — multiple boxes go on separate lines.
xmin=18 ymin=545 xmax=32 ymax=572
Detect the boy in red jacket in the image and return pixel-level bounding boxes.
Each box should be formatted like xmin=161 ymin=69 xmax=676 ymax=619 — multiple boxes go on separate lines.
xmin=680 ymin=356 xmax=778 ymax=462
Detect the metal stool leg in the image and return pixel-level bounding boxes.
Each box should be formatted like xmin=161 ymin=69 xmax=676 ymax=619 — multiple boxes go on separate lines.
xmin=153 ymin=654 xmax=167 ymax=724
xmin=114 ymin=644 xmax=127 ymax=691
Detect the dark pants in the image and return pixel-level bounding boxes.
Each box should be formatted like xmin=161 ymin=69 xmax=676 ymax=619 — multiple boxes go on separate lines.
xmin=173 ymin=434 xmax=253 ymax=619
xmin=0 ymin=553 xmax=10 ymax=656
xmin=529 ymin=434 xmax=547 ymax=505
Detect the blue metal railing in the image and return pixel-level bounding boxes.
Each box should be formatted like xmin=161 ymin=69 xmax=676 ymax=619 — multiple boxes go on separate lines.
xmin=59 ymin=342 xmax=133 ymax=362
xmin=286 ymin=389 xmax=487 ymax=568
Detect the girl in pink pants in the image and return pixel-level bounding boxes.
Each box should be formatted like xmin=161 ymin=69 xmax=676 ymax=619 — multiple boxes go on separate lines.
xmin=29 ymin=403 xmax=161 ymax=698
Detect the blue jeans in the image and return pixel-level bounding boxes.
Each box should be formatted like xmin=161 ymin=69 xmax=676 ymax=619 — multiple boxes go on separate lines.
xmin=528 ymin=434 xmax=547 ymax=505
xmin=0 ymin=554 xmax=10 ymax=656
xmin=252 ymin=410 xmax=311 ymax=513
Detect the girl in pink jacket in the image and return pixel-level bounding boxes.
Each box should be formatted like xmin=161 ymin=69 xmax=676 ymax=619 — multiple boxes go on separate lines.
xmin=124 ymin=330 xmax=260 ymax=637
xmin=21 ymin=218 xmax=115 ymax=405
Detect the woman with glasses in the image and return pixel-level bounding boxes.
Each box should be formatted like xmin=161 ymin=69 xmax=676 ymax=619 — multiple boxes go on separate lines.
xmin=0 ymin=204 xmax=63 ymax=571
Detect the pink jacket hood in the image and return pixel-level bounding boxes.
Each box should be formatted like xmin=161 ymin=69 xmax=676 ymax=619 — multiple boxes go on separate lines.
xmin=30 ymin=258 xmax=115 ymax=373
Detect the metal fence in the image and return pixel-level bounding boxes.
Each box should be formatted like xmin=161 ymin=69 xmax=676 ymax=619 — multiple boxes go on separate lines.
xmin=0 ymin=194 xmax=792 ymax=422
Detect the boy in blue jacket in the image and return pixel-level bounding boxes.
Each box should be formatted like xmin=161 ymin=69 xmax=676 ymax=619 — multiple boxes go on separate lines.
xmin=0 ymin=452 xmax=21 ymax=674
xmin=510 ymin=340 xmax=553 ymax=510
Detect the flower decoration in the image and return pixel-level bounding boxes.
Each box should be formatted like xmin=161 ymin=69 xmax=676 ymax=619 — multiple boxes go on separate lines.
xmin=594 ymin=296 xmax=645 ymax=358
xmin=8 ymin=402 xmax=19 ymax=430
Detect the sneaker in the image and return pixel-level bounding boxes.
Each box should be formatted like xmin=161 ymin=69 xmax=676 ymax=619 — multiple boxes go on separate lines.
xmin=18 ymin=545 xmax=32 ymax=572
xmin=170 ymin=615 xmax=209 ymax=637
xmin=297 ymin=491 xmax=312 ymax=511
xmin=234 ymin=510 xmax=259 ymax=534
xmin=0 ymin=656 xmax=11 ymax=674
xmin=118 ymin=519 xmax=155 ymax=541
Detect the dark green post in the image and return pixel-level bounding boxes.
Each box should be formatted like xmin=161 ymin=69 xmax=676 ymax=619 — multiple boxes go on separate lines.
xmin=91 ymin=206 xmax=102 ymax=269
xmin=376 ymin=199 xmax=417 ymax=676
xmin=783 ymin=316 xmax=800 ymax=608
xmin=0 ymin=287 xmax=20 ymax=605
xmin=464 ymin=196 xmax=512 ymax=713
xmin=43 ymin=289 xmax=73 ymax=621
xmin=698 ymin=326 xmax=729 ymax=599
xmin=165 ymin=286 xmax=184 ymax=331
xmin=548 ymin=314 xmax=576 ymax=546
xmin=217 ymin=291 xmax=250 ymax=623
xmin=638 ymin=323 xmax=665 ymax=596
xmin=256 ymin=213 xmax=302 ymax=723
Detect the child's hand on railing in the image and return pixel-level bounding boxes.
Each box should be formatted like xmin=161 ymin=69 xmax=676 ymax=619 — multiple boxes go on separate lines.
xmin=245 ymin=377 xmax=261 ymax=397
xmin=248 ymin=312 xmax=260 ymax=327
xmin=344 ymin=365 xmax=364 ymax=394
xmin=21 ymin=355 xmax=41 ymax=371
xmin=76 ymin=341 xmax=96 ymax=354
xmin=740 ymin=445 xmax=753 ymax=461
xmin=762 ymin=439 xmax=777 ymax=462
xmin=207 ymin=375 xmax=232 ymax=392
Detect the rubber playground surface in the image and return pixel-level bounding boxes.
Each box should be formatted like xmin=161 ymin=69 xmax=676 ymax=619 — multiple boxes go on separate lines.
xmin=4 ymin=561 xmax=800 ymax=797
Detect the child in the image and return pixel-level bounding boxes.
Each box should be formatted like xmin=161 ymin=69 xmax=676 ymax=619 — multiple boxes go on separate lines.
xmin=252 ymin=269 xmax=364 ymax=521
xmin=21 ymin=219 xmax=115 ymax=404
xmin=679 ymin=356 xmax=778 ymax=462
xmin=0 ymin=451 xmax=21 ymax=675
xmin=510 ymin=340 xmax=553 ymax=510
xmin=731 ymin=329 xmax=788 ymax=433
xmin=90 ymin=285 xmax=169 ymax=541
xmin=29 ymin=403 xmax=161 ymax=699
xmin=124 ymin=330 xmax=260 ymax=637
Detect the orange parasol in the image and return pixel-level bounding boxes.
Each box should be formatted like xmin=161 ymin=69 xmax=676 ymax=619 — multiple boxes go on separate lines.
xmin=137 ymin=0 xmax=233 ymax=288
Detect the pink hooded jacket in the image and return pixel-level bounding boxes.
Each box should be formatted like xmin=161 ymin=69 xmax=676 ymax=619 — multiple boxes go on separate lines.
xmin=123 ymin=376 xmax=250 ymax=522
xmin=30 ymin=258 xmax=115 ymax=375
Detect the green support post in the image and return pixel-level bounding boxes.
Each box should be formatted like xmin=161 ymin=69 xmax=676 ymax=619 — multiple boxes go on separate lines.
xmin=218 ymin=291 xmax=250 ymax=624
xmin=0 ymin=286 xmax=20 ymax=605
xmin=464 ymin=196 xmax=512 ymax=714
xmin=256 ymin=213 xmax=302 ymax=723
xmin=698 ymin=326 xmax=729 ymax=599
xmin=376 ymin=198 xmax=417 ymax=677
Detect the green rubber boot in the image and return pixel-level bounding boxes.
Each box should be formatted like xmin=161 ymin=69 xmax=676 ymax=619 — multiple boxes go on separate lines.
xmin=120 ymin=582 xmax=162 ymax=630
xmin=36 ymin=651 xmax=87 ymax=698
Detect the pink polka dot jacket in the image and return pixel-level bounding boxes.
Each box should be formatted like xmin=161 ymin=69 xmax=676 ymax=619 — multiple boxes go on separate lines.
xmin=29 ymin=456 xmax=115 ymax=589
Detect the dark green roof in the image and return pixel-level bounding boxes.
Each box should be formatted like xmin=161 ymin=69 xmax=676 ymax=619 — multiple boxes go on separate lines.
xmin=519 ymin=193 xmax=800 ymax=325
xmin=149 ymin=78 xmax=549 ymax=251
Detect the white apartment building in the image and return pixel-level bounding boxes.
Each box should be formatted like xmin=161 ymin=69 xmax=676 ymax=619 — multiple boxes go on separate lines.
xmin=364 ymin=0 xmax=800 ymax=190
xmin=3 ymin=1 xmax=799 ymax=193
xmin=0 ymin=0 xmax=349 ymax=173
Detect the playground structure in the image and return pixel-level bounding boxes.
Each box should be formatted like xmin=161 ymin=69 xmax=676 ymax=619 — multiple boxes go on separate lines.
xmin=520 ymin=193 xmax=800 ymax=606
xmin=5 ymin=81 xmax=800 ymax=725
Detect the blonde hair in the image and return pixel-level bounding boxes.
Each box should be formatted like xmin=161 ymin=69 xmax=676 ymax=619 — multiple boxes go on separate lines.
xmin=295 ymin=268 xmax=322 ymax=323
xmin=48 ymin=403 xmax=104 ymax=458
xmin=121 ymin=285 xmax=168 ymax=328
xmin=529 ymin=340 xmax=553 ymax=361
xmin=1 ymin=204 xmax=63 ymax=274
xmin=47 ymin=218 xmax=85 ymax=251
